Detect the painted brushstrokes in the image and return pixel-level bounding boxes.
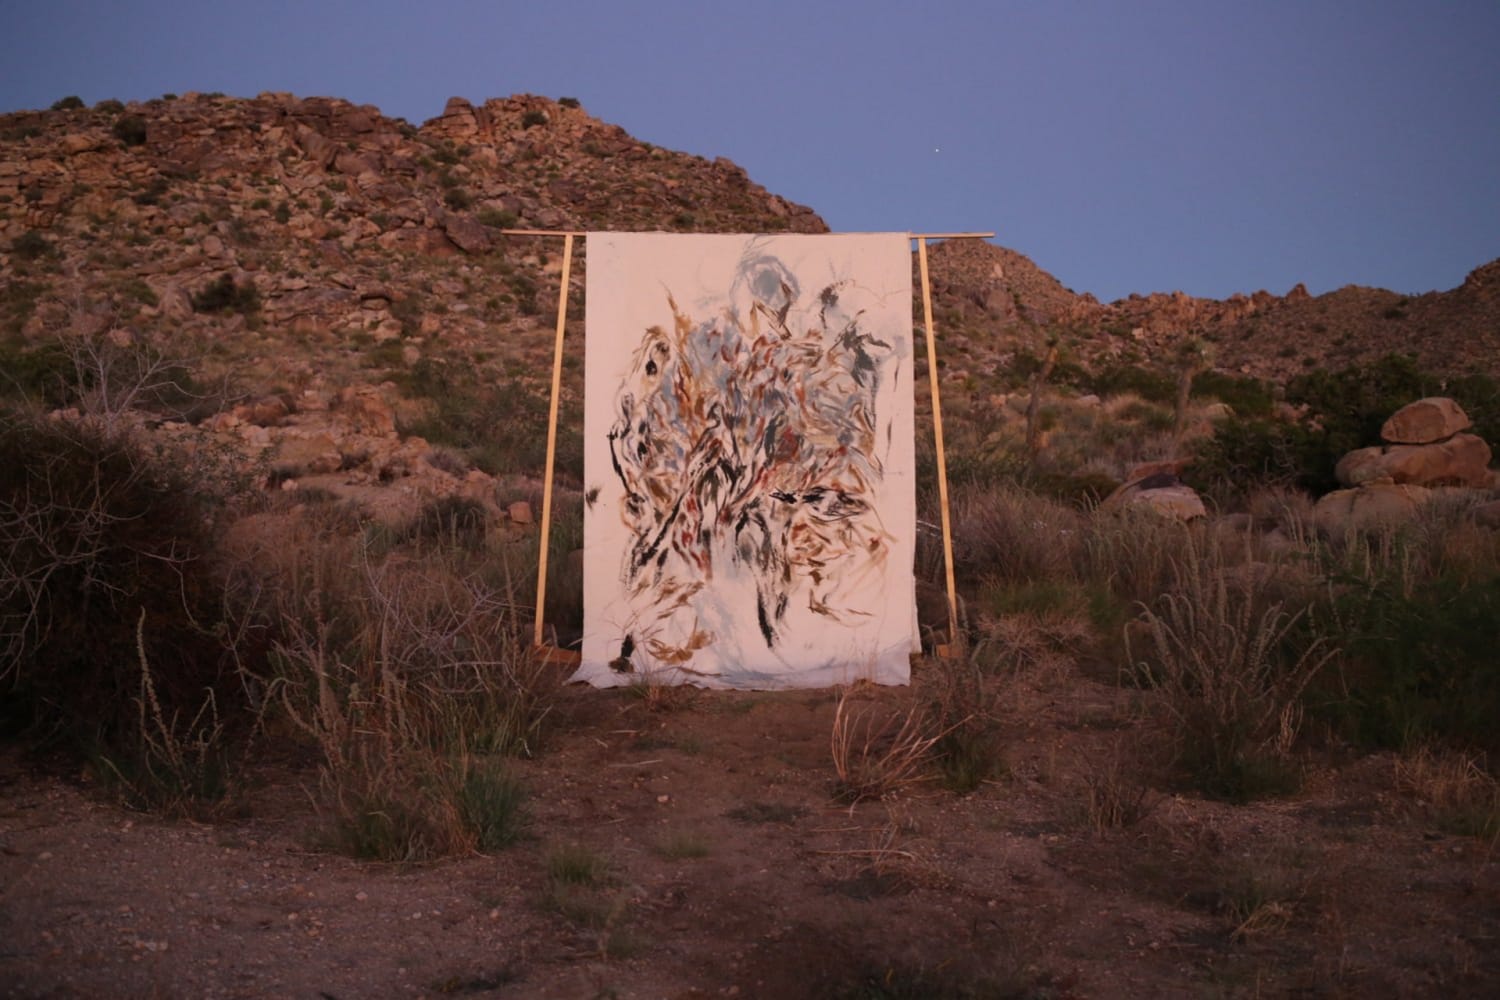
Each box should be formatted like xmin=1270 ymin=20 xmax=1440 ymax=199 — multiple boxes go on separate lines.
xmin=578 ymin=233 xmax=915 ymax=689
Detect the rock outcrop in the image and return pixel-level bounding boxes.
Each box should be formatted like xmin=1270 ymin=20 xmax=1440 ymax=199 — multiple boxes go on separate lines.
xmin=1100 ymin=462 xmax=1207 ymax=521
xmin=1334 ymin=398 xmax=1492 ymax=489
xmin=1318 ymin=396 xmax=1497 ymax=534
xmin=1380 ymin=397 xmax=1474 ymax=444
xmin=1313 ymin=483 xmax=1432 ymax=536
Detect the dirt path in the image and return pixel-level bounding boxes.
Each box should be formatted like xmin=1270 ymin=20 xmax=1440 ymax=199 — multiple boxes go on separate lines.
xmin=3 ymin=678 xmax=1497 ymax=999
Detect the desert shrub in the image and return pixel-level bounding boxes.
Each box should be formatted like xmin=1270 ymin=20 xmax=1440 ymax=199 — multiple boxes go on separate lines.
xmin=191 ymin=273 xmax=260 ymax=315
xmin=0 ymin=279 xmax=45 ymax=337
xmin=10 ymin=230 xmax=55 ymax=260
xmin=0 ymin=410 xmax=241 ymax=744
xmin=1086 ymin=363 xmax=1176 ymax=404
xmin=0 ymin=340 xmax=73 ymax=405
xmin=319 ymin=750 xmax=465 ymax=862
xmin=50 ymin=95 xmax=85 ymax=111
xmin=90 ymin=617 xmax=233 ymax=817
xmin=1007 ymin=347 xmax=1089 ymax=392
xmin=422 ymin=446 xmax=471 ymax=478
xmin=477 ymin=206 xmax=518 ymax=229
xmin=133 ymin=177 xmax=170 ymax=206
xmin=249 ymin=524 xmax=553 ymax=859
xmin=558 ymin=96 xmax=581 ymax=109
xmin=1193 ymin=354 xmax=1500 ymax=504
xmin=443 ymin=186 xmax=473 ymax=211
xmin=547 ymin=843 xmax=609 ymax=886
xmin=506 ymin=272 xmax=540 ymax=315
xmin=504 ymin=488 xmax=584 ymax=649
xmin=923 ymin=643 xmax=1004 ymax=794
xmin=1320 ymin=570 xmax=1500 ymax=753
xmin=400 ymin=495 xmax=490 ymax=549
xmin=397 ymin=359 xmax=581 ymax=479
xmin=830 ymin=690 xmax=950 ymax=803
xmin=455 ymin=756 xmax=529 ymax=850
xmin=521 ymin=109 xmax=548 ymax=128
xmin=111 ymin=114 xmax=148 ymax=147
xmin=1191 ymin=370 xmax=1274 ymax=417
xmin=1082 ymin=508 xmax=1195 ymax=611
xmin=1077 ymin=742 xmax=1158 ymax=833
xmin=1185 ymin=415 xmax=1322 ymax=504
xmin=1128 ymin=535 xmax=1336 ymax=800
xmin=94 ymin=98 xmax=125 ymax=114
xmin=16 ymin=334 xmax=228 ymax=427
xmin=946 ymin=482 xmax=1083 ymax=587
xmin=1027 ymin=468 xmax=1120 ymax=508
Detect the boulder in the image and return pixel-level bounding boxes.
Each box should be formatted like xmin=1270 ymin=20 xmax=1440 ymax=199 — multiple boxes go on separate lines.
xmin=1312 ymin=483 xmax=1431 ymax=536
xmin=292 ymin=124 xmax=337 ymax=168
xmin=1334 ymin=447 xmax=1390 ymax=487
xmin=335 ymin=386 xmax=397 ymax=436
xmin=1381 ymin=397 xmax=1472 ymax=444
xmin=507 ymin=500 xmax=535 ymax=525
xmin=1101 ymin=470 xmax=1206 ymax=521
xmin=232 ymin=395 xmax=290 ymax=426
xmin=1334 ymin=434 xmax=1492 ymax=488
xmin=274 ymin=433 xmax=342 ymax=475
xmin=441 ymin=213 xmax=493 ymax=255
xmin=1121 ymin=483 xmax=1207 ymax=521
xmin=1121 ymin=459 xmax=1188 ymax=482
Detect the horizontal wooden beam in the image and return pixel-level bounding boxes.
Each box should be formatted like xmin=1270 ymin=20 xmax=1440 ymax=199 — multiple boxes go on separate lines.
xmin=499 ymin=229 xmax=994 ymax=239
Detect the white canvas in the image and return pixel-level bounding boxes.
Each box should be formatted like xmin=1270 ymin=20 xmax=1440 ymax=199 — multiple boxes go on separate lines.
xmin=576 ymin=233 xmax=916 ymax=689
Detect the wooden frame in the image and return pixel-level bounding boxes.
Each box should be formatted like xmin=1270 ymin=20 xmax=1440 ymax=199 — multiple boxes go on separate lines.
xmin=511 ymin=230 xmax=992 ymax=666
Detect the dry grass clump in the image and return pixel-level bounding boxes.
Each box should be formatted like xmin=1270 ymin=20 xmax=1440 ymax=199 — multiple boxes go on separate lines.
xmin=1082 ymin=507 xmax=1196 ymax=611
xmin=92 ymin=610 xmax=234 ymax=818
xmin=539 ymin=843 xmax=639 ymax=958
xmin=830 ymin=688 xmax=951 ymax=804
xmin=1128 ymin=533 xmax=1337 ymax=800
xmin=1077 ymin=739 xmax=1159 ymax=834
xmin=227 ymin=509 xmax=554 ymax=859
xmin=946 ymin=481 xmax=1084 ymax=586
xmin=919 ymin=640 xmax=1005 ymax=793
xmin=1394 ymin=749 xmax=1500 ymax=843
xmin=1214 ymin=848 xmax=1321 ymax=943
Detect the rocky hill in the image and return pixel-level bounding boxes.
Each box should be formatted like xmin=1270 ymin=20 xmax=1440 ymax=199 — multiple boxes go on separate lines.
xmin=924 ymin=239 xmax=1500 ymax=383
xmin=0 ymin=92 xmax=823 ymax=391
xmin=2 ymin=90 xmax=1497 ymax=499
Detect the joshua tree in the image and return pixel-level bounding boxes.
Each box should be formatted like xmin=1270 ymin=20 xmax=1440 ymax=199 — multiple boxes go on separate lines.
xmin=1172 ymin=335 xmax=1213 ymax=454
xmin=1024 ymin=330 xmax=1062 ymax=463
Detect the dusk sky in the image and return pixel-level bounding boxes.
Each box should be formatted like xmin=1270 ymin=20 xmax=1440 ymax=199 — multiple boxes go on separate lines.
xmin=4 ymin=1 xmax=1497 ymax=303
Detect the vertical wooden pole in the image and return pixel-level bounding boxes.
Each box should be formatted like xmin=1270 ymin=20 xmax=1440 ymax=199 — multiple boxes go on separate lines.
xmin=916 ymin=237 xmax=960 ymax=652
xmin=534 ymin=233 xmax=575 ymax=649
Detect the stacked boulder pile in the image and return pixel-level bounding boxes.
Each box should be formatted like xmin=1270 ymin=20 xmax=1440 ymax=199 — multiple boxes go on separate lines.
xmin=1314 ymin=397 xmax=1498 ymax=533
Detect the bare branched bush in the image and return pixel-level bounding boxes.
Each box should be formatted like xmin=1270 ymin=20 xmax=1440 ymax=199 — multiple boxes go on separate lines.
xmin=0 ymin=406 xmax=242 ymax=743
xmin=93 ymin=609 xmax=233 ymax=816
xmin=239 ymin=517 xmax=552 ymax=858
xmin=55 ymin=332 xmax=232 ymax=430
xmin=1128 ymin=533 xmax=1337 ymax=800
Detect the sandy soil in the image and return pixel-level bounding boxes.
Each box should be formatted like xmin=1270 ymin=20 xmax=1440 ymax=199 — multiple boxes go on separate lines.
xmin=3 ymin=667 xmax=1498 ymax=999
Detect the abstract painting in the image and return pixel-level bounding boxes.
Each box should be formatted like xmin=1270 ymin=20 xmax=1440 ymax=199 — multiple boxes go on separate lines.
xmin=576 ymin=233 xmax=916 ymax=689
